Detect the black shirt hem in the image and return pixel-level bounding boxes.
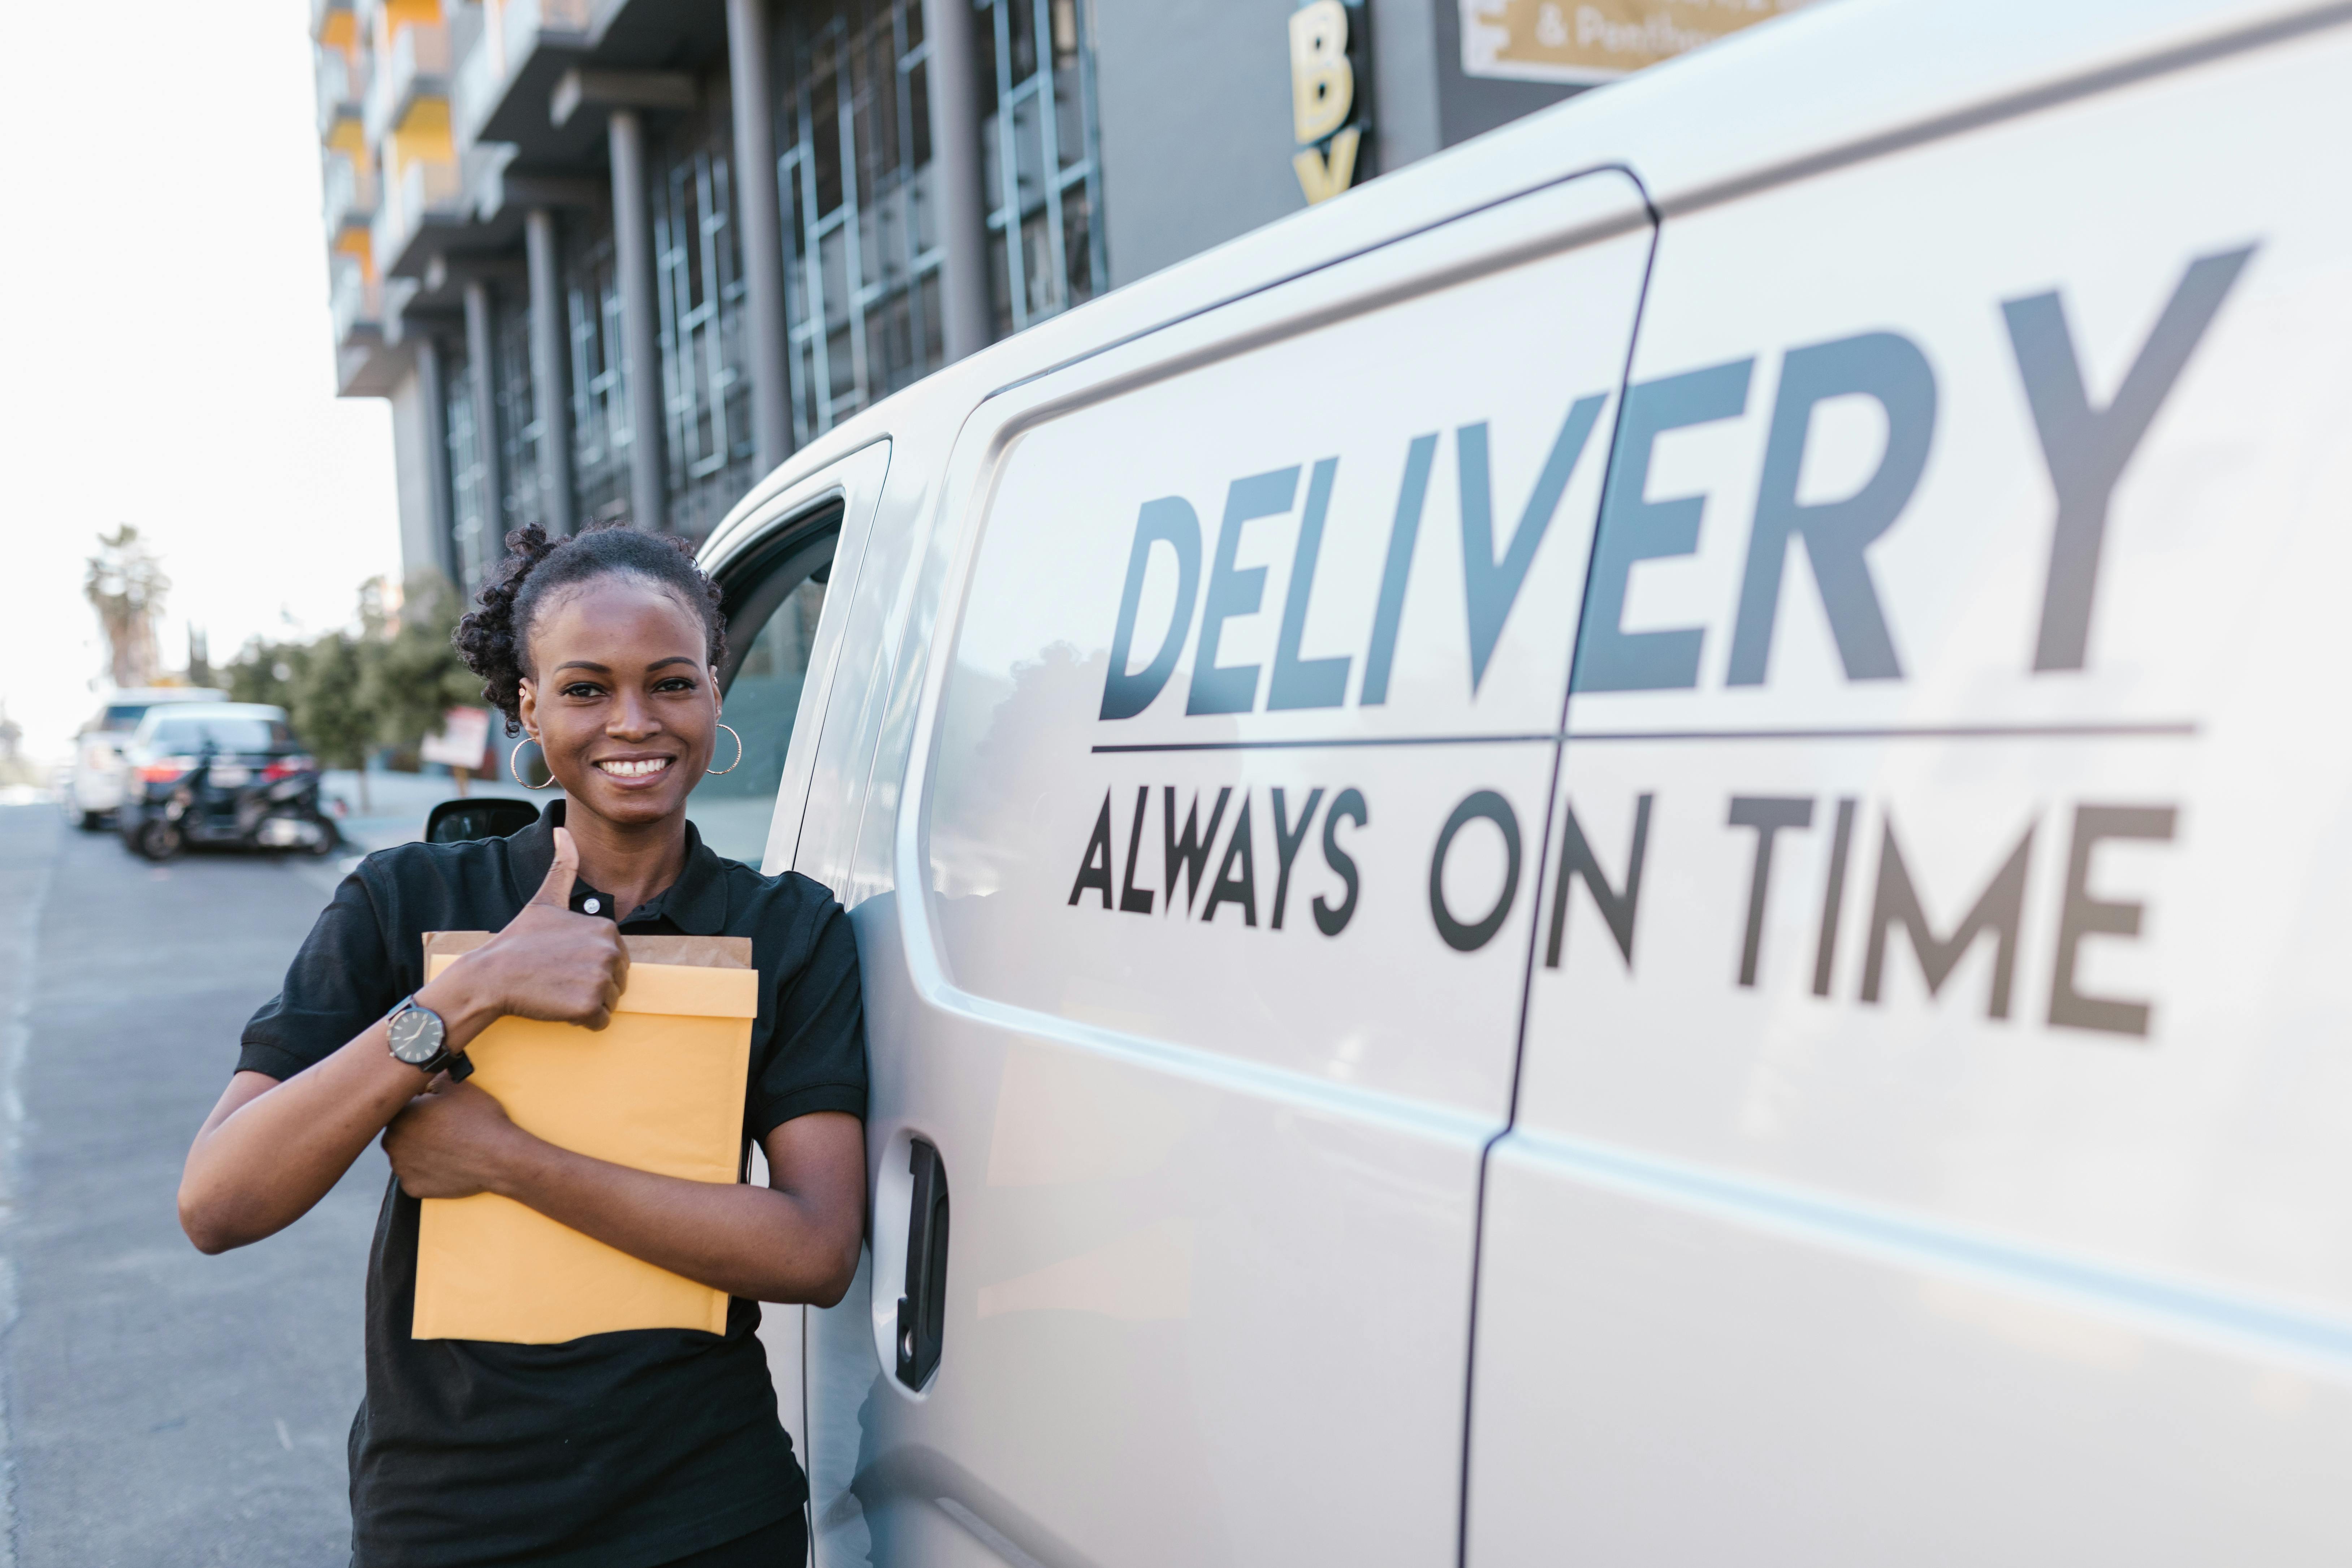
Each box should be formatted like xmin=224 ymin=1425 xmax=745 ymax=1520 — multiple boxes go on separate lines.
xmin=355 ymin=1482 xmax=803 ymax=1568
xmin=235 ymin=1040 xmax=323 ymax=1082
xmin=752 ymin=1083 xmax=867 ymax=1141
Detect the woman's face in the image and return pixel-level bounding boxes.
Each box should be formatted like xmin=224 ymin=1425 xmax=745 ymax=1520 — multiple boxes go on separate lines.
xmin=515 ymin=576 xmax=719 ymax=829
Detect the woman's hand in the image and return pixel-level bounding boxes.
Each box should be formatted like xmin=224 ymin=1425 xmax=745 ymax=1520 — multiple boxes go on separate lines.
xmin=419 ymin=827 xmax=628 ymax=1036
xmin=382 ymin=1078 xmax=531 ymax=1200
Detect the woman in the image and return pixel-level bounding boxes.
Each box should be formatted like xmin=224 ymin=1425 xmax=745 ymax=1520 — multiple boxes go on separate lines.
xmin=178 ymin=523 xmax=866 ymax=1568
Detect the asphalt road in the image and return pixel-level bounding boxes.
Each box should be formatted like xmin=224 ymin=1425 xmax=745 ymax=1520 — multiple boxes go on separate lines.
xmin=0 ymin=804 xmax=381 ymax=1567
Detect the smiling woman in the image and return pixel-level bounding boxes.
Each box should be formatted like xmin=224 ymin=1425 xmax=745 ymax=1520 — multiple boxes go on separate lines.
xmin=176 ymin=521 xmax=868 ymax=1568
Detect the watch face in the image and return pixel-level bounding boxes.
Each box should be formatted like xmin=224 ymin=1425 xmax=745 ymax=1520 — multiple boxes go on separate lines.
xmin=388 ymin=1005 xmax=445 ymax=1065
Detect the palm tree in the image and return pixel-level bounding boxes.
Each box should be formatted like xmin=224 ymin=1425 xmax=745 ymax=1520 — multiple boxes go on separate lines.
xmin=84 ymin=526 xmax=170 ymax=690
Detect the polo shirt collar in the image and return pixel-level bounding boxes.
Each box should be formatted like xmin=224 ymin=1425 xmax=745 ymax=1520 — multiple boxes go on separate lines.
xmin=505 ymin=799 xmax=730 ymax=934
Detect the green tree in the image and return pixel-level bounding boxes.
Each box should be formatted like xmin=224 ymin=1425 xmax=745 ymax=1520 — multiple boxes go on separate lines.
xmin=224 ymin=637 xmax=301 ymax=710
xmin=363 ymin=572 xmax=484 ymax=763
xmin=289 ymin=630 xmax=383 ymax=812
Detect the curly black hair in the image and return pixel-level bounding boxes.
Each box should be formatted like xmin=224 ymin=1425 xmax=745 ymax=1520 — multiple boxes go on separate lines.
xmin=454 ymin=522 xmax=729 ymax=732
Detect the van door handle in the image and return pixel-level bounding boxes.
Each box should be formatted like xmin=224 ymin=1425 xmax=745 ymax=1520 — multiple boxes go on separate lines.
xmin=895 ymin=1139 xmax=949 ymax=1390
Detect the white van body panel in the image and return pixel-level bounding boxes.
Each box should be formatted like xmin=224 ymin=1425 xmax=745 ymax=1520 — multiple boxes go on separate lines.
xmin=692 ymin=0 xmax=2352 ymax=1561
xmin=1469 ymin=19 xmax=2352 ymax=1565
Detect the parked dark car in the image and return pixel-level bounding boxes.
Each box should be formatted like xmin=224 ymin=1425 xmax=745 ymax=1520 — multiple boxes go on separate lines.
xmin=117 ymin=704 xmax=339 ymax=861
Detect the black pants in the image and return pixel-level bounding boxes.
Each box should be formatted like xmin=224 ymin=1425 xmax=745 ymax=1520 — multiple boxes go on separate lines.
xmin=656 ymin=1510 xmax=807 ymax=1568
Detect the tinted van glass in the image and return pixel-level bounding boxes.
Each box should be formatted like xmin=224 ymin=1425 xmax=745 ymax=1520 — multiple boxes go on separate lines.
xmin=691 ymin=552 xmax=832 ymax=866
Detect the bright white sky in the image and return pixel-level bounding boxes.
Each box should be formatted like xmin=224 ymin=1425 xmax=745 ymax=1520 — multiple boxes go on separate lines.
xmin=0 ymin=2 xmax=403 ymax=763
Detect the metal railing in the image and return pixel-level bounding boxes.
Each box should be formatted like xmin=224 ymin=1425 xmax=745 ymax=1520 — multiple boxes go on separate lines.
xmin=452 ymin=29 xmax=501 ymax=150
xmin=371 ymin=155 xmax=466 ymax=273
xmin=454 ymin=0 xmax=594 ymax=147
xmin=315 ymin=47 xmax=360 ymax=135
xmin=330 ymin=256 xmax=382 ymax=345
xmin=364 ymin=21 xmax=452 ymax=145
xmin=502 ymin=0 xmax=595 ymax=62
xmin=322 ymin=153 xmax=381 ymax=235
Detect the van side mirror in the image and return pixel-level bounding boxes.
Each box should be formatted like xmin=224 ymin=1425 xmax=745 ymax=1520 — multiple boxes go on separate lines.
xmin=425 ymin=798 xmax=543 ymax=844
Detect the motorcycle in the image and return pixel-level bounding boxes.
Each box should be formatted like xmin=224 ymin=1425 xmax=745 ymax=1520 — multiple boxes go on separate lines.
xmin=122 ymin=743 xmax=341 ymax=862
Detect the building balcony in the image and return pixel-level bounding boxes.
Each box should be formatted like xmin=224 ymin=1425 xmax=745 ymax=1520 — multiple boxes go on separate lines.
xmin=364 ymin=21 xmax=453 ymax=146
xmin=316 ymin=47 xmax=363 ymax=137
xmin=372 ymin=156 xmax=468 ymax=278
xmin=451 ymin=27 xmax=500 ymax=151
xmin=503 ymin=0 xmax=598 ymax=65
xmin=463 ymin=0 xmax=598 ymax=159
xmin=323 ymin=154 xmax=380 ymax=236
xmin=330 ymin=256 xmax=382 ymax=348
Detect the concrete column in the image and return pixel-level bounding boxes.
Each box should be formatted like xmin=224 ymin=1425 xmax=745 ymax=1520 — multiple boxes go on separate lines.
xmin=415 ymin=336 xmax=460 ymax=587
xmin=608 ymin=106 xmax=667 ymax=532
xmin=463 ymin=277 xmax=505 ymax=550
xmin=524 ymin=207 xmax=578 ymax=536
xmin=726 ymin=0 xmax=793 ymax=472
xmin=1368 ymin=0 xmax=1441 ymax=174
xmin=921 ymin=0 xmax=992 ymax=362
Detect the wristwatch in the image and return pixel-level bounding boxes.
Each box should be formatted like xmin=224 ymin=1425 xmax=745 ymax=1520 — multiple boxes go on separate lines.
xmin=386 ymin=995 xmax=472 ymax=1080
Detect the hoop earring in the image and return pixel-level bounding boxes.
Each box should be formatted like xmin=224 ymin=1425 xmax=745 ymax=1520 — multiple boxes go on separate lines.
xmin=707 ymin=723 xmax=744 ymax=776
xmin=509 ymin=735 xmax=559 ymax=791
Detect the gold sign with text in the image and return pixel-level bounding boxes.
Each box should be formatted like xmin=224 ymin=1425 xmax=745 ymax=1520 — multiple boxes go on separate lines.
xmin=1460 ymin=0 xmax=1810 ymax=84
xmin=1292 ymin=0 xmax=1364 ymax=205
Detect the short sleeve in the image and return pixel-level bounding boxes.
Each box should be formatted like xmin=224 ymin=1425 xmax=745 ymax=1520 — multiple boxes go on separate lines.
xmin=748 ymin=898 xmax=868 ymax=1139
xmin=238 ymin=866 xmax=403 ymax=1082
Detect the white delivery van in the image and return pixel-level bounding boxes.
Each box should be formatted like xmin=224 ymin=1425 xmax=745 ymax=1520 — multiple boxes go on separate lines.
xmin=695 ymin=0 xmax=2352 ymax=1560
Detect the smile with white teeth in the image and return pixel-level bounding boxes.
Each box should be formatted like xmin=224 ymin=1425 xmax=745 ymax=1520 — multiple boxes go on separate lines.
xmin=596 ymin=757 xmax=674 ymax=778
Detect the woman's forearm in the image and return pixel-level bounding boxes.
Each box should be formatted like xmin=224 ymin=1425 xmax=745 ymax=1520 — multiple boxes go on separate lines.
xmin=178 ymin=972 xmax=503 ymax=1253
xmin=178 ymin=1031 xmax=420 ymax=1252
xmin=484 ymin=1135 xmax=861 ymax=1305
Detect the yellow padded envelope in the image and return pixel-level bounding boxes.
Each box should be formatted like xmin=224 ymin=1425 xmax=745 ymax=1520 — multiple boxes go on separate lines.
xmin=413 ymin=931 xmax=761 ymax=1344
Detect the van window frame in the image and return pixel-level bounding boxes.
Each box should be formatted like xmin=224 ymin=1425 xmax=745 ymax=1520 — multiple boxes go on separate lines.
xmin=712 ymin=504 xmax=842 ymax=695
xmin=696 ymin=497 xmax=847 ymax=869
xmin=697 ymin=435 xmax=895 ymax=878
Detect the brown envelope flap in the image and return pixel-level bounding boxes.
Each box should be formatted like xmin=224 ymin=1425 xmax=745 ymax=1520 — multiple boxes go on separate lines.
xmin=423 ymin=931 xmax=752 ymax=968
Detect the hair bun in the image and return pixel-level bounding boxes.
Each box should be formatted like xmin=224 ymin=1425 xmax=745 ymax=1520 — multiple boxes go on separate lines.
xmin=451 ymin=522 xmax=728 ymax=730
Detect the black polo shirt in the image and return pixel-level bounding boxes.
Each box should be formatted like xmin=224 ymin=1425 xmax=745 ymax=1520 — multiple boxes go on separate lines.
xmin=239 ymin=801 xmax=866 ymax=1568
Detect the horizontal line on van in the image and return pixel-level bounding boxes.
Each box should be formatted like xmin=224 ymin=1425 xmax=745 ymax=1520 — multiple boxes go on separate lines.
xmin=1090 ymin=721 xmax=2199 ymax=753
xmin=1507 ymin=1130 xmax=2352 ymax=1378
xmin=1562 ymin=721 xmax=2202 ymax=743
xmin=1091 ymin=733 xmax=1558 ymax=753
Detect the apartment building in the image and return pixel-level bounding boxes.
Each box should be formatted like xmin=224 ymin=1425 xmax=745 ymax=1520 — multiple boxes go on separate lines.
xmin=312 ymin=0 xmax=1798 ymax=592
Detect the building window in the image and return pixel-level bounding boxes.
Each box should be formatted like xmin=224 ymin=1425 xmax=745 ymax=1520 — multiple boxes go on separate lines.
xmin=775 ymin=0 xmax=944 ymax=445
xmin=980 ymin=0 xmax=1105 ymax=338
xmin=654 ymin=98 xmax=758 ymax=541
xmin=444 ymin=339 xmax=494 ymax=596
xmin=564 ymin=213 xmax=634 ymax=527
xmin=492 ymin=286 xmax=545 ymax=537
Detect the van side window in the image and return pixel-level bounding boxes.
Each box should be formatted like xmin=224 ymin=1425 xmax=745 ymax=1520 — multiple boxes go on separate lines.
xmin=691 ymin=524 xmax=837 ymax=865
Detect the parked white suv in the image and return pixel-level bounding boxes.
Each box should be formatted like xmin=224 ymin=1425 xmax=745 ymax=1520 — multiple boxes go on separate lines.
xmin=65 ymin=688 xmax=226 ymax=830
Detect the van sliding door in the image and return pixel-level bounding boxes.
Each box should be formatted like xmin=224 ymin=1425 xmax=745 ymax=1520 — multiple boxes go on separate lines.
xmin=838 ymin=172 xmax=1655 ymax=1568
xmin=1466 ymin=29 xmax=2352 ymax=1565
